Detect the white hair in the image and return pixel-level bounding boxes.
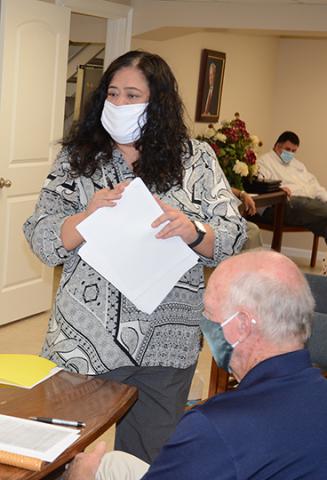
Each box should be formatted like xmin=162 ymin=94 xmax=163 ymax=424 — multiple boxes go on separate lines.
xmin=225 ymin=270 xmax=315 ymax=345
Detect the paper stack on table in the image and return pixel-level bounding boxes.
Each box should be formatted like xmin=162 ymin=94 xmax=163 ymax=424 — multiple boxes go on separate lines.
xmin=0 ymin=414 xmax=80 ymax=464
xmin=77 ymin=178 xmax=199 ymax=314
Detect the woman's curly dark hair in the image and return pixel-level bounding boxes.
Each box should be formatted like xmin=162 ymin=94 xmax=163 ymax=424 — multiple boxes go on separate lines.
xmin=63 ymin=50 xmax=190 ymax=193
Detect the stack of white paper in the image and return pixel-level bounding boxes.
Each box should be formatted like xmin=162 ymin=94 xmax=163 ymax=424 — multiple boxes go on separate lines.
xmin=0 ymin=414 xmax=80 ymax=462
xmin=77 ymin=178 xmax=198 ymax=314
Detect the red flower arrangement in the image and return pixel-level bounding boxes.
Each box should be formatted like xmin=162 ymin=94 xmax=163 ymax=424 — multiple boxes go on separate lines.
xmin=198 ymin=113 xmax=262 ymax=190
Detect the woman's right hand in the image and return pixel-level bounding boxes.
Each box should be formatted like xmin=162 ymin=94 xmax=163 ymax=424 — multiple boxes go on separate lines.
xmin=61 ymin=181 xmax=129 ymax=251
xmin=85 ymin=182 xmax=128 ymax=217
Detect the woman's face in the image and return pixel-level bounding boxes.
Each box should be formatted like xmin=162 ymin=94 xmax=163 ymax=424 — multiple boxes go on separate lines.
xmin=107 ymin=66 xmax=150 ymax=106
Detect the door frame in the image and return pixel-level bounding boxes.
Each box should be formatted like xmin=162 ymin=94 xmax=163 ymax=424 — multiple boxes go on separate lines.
xmin=55 ymin=0 xmax=133 ymax=68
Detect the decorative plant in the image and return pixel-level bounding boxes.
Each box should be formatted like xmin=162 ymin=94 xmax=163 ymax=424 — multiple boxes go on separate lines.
xmin=198 ymin=112 xmax=262 ymax=190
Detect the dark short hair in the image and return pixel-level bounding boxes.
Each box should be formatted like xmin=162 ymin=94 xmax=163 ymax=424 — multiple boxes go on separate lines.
xmin=275 ymin=131 xmax=300 ymax=147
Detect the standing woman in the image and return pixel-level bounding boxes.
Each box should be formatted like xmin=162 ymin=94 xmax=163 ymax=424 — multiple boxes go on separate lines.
xmin=24 ymin=50 xmax=247 ymax=463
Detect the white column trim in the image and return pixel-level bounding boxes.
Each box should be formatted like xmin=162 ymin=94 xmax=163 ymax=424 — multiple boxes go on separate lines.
xmin=104 ymin=8 xmax=133 ymax=68
xmin=55 ymin=0 xmax=133 ymax=67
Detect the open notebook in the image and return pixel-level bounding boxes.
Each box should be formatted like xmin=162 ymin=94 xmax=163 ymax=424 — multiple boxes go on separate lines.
xmin=0 ymin=414 xmax=80 ymax=471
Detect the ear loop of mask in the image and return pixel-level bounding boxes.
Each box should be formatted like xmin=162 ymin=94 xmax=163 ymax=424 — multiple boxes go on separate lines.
xmin=222 ymin=313 xmax=257 ymax=348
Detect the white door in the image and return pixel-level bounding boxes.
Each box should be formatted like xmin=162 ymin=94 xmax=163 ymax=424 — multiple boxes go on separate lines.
xmin=0 ymin=0 xmax=70 ymax=325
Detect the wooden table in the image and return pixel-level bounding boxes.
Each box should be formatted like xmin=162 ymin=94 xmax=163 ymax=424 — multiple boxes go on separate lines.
xmin=0 ymin=371 xmax=137 ymax=480
xmin=250 ymin=190 xmax=287 ymax=251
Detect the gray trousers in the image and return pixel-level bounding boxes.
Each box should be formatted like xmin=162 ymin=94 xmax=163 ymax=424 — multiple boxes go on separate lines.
xmin=98 ymin=364 xmax=196 ymax=464
xmin=242 ymin=221 xmax=263 ymax=250
xmin=261 ymin=196 xmax=327 ymax=241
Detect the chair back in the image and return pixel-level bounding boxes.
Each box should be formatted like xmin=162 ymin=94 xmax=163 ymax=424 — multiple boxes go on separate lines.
xmin=305 ymin=273 xmax=327 ymax=371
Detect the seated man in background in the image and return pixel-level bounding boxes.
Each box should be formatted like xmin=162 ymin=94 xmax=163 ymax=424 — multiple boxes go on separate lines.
xmin=258 ymin=131 xmax=327 ymax=242
xmin=65 ymin=250 xmax=327 ymax=480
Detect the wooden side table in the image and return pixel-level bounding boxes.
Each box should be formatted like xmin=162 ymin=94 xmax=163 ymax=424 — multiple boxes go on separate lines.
xmin=0 ymin=370 xmax=137 ymax=480
xmin=250 ymin=190 xmax=287 ymax=251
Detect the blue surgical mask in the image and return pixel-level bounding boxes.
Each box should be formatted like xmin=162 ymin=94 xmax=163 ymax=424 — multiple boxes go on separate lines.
xmin=199 ymin=312 xmax=240 ymax=372
xmin=280 ymin=150 xmax=294 ymax=164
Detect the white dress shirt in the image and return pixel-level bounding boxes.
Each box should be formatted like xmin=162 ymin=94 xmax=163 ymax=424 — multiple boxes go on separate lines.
xmin=258 ymin=150 xmax=327 ymax=202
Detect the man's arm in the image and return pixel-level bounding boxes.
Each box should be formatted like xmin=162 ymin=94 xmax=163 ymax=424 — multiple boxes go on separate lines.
xmin=141 ymin=408 xmax=235 ymax=480
xmin=302 ymin=166 xmax=327 ymax=202
xmin=63 ymin=410 xmax=234 ymax=480
xmin=258 ymin=152 xmax=292 ymax=198
xmin=64 ymin=442 xmax=107 ymax=480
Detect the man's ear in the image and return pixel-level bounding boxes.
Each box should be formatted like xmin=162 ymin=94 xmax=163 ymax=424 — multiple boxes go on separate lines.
xmin=274 ymin=142 xmax=282 ymax=152
xmin=237 ymin=311 xmax=256 ymax=341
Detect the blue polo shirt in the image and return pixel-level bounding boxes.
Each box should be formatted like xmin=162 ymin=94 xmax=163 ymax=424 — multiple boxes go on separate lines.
xmin=142 ymin=350 xmax=327 ymax=479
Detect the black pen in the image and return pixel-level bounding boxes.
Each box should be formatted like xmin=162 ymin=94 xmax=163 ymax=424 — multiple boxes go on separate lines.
xmin=29 ymin=416 xmax=86 ymax=428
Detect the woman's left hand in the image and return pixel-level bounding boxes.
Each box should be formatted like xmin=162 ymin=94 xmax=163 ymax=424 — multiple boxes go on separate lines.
xmin=241 ymin=192 xmax=256 ymax=216
xmin=152 ymin=197 xmax=198 ymax=245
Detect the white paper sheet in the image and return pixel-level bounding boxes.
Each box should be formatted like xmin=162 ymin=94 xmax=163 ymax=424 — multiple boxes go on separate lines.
xmin=77 ymin=178 xmax=199 ymax=314
xmin=0 ymin=414 xmax=80 ymax=462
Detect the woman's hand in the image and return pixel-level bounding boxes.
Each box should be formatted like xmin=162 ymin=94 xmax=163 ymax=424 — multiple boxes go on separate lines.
xmin=152 ymin=197 xmax=215 ymax=258
xmin=85 ymin=182 xmax=128 ymax=217
xmin=61 ymin=181 xmax=129 ymax=251
xmin=152 ymin=197 xmax=198 ymax=245
xmin=240 ymin=192 xmax=256 ymax=216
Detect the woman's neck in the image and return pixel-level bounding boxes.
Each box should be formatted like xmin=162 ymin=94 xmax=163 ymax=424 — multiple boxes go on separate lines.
xmin=115 ymin=143 xmax=140 ymax=169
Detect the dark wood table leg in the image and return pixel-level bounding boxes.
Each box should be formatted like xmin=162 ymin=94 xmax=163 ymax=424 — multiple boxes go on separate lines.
xmin=271 ymin=198 xmax=286 ymax=251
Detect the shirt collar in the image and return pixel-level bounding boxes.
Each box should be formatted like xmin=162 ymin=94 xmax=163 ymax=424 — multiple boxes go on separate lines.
xmin=271 ymin=149 xmax=282 ymax=162
xmin=238 ymin=349 xmax=312 ymax=390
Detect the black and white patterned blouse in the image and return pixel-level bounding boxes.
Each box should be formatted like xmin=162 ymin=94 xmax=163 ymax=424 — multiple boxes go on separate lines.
xmin=23 ymin=139 xmax=247 ymax=374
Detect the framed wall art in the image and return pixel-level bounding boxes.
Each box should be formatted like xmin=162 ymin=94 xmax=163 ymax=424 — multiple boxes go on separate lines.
xmin=195 ymin=49 xmax=226 ymax=123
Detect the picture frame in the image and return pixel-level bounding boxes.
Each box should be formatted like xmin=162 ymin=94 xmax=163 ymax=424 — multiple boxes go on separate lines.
xmin=195 ymin=49 xmax=226 ymax=123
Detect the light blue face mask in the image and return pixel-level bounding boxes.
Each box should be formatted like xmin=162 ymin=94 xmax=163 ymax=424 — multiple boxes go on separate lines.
xmin=199 ymin=312 xmax=240 ymax=372
xmin=280 ymin=150 xmax=294 ymax=164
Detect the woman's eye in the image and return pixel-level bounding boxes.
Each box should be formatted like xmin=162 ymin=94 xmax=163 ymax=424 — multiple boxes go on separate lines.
xmin=107 ymin=92 xmax=117 ymax=97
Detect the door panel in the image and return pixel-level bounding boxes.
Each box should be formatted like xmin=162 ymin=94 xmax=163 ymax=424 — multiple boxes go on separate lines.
xmin=0 ymin=0 xmax=70 ymax=325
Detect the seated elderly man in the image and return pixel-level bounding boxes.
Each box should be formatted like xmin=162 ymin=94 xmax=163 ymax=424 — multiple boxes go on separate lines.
xmin=65 ymin=251 xmax=327 ymax=480
xmin=258 ymin=131 xmax=327 ymax=242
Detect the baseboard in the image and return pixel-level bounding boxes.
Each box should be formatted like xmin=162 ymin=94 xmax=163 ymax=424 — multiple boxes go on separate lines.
xmin=263 ymin=244 xmax=325 ymax=262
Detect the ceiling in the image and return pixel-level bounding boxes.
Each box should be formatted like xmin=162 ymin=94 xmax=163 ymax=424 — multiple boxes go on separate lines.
xmin=157 ymin=0 xmax=327 ymax=3
xmin=134 ymin=0 xmax=327 ymax=41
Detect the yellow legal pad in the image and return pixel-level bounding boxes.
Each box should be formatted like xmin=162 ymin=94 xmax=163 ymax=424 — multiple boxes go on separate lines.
xmin=0 ymin=354 xmax=61 ymax=389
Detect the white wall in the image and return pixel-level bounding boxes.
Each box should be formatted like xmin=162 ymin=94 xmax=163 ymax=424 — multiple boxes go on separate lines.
xmin=266 ymin=38 xmax=327 ymax=250
xmin=70 ymin=13 xmax=106 ymax=43
xmin=133 ymin=31 xmax=278 ymax=146
xmin=271 ymin=38 xmax=327 ymax=189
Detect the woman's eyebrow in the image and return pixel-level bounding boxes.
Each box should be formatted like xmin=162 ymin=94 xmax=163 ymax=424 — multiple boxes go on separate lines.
xmin=124 ymin=86 xmax=143 ymax=92
xmin=108 ymin=85 xmax=143 ymax=93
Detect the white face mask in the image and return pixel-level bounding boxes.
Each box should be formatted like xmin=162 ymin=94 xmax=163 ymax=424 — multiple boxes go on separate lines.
xmin=101 ymin=100 xmax=148 ymax=145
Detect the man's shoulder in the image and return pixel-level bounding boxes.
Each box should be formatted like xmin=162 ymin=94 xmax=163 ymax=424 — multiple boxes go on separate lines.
xmin=258 ymin=150 xmax=276 ymax=164
xmin=194 ymin=388 xmax=252 ymax=423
